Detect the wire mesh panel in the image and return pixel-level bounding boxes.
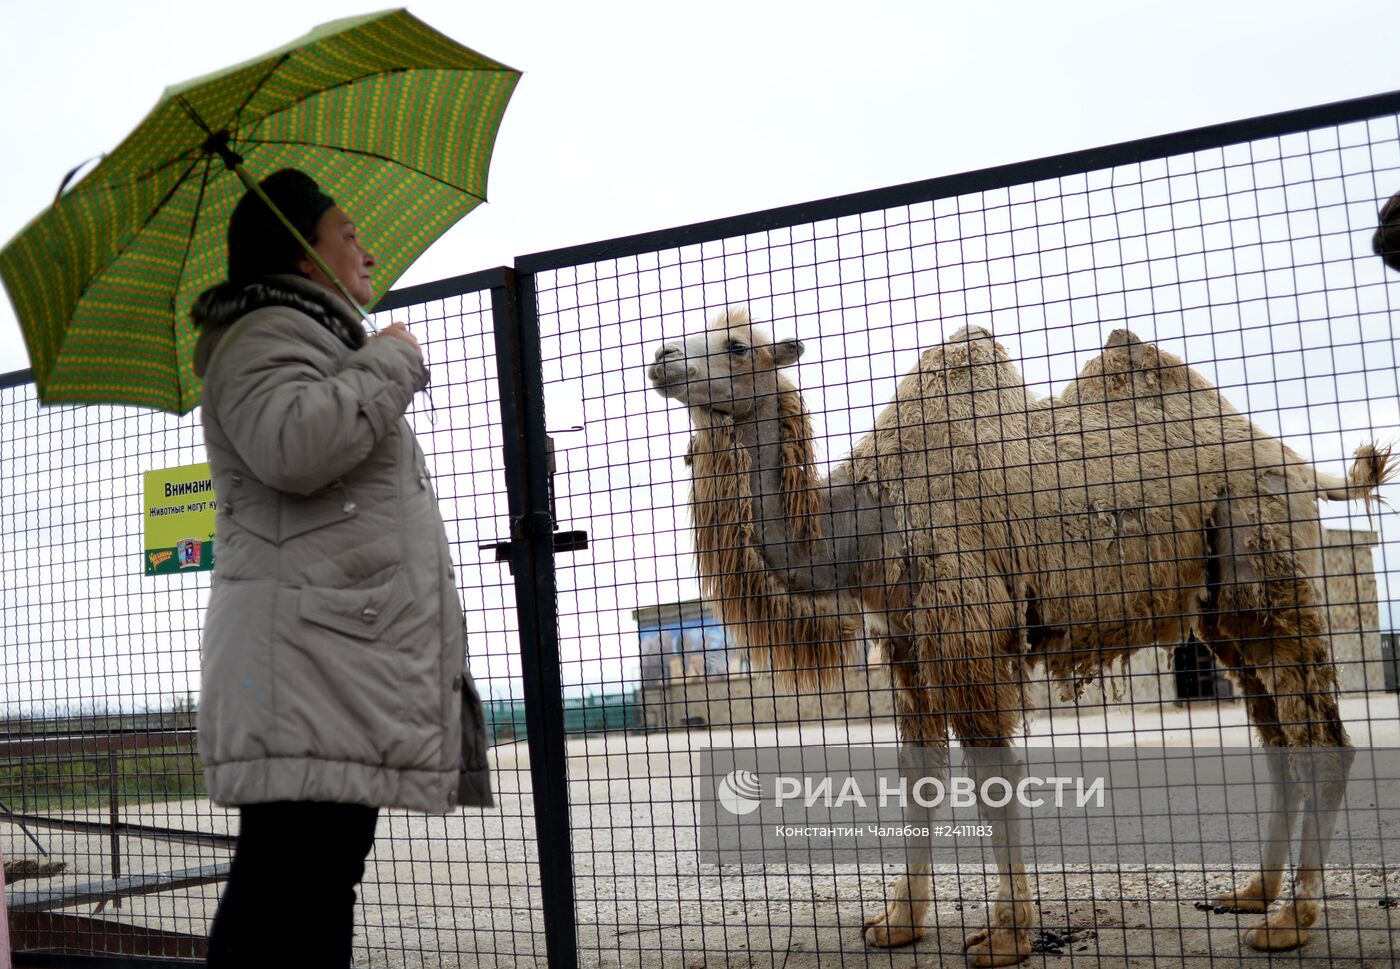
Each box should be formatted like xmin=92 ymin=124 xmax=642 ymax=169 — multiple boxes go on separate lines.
xmin=0 ymin=280 xmax=545 ymax=967
xmin=0 ymin=376 xmax=224 ymax=960
xmin=527 ymin=105 xmax=1400 ymax=967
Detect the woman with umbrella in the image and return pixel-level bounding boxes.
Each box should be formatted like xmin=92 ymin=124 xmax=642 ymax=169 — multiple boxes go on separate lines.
xmin=0 ymin=12 xmax=517 ymax=965
xmin=192 ymin=167 xmax=493 ymax=966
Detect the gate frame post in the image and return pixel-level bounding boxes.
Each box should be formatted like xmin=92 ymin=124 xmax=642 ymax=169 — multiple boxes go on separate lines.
xmin=490 ymin=267 xmax=579 ymax=969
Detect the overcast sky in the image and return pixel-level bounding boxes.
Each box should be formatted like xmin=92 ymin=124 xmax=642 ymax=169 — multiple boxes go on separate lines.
xmin=1 ymin=0 xmax=1398 ymax=373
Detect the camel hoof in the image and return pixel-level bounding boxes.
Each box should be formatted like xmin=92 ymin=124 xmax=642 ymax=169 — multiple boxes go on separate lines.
xmin=863 ymin=916 xmax=923 ymax=948
xmin=964 ymin=927 xmax=1031 ymax=967
xmin=1203 ymin=885 xmax=1272 ymax=914
xmin=1243 ymin=921 xmax=1309 ymax=951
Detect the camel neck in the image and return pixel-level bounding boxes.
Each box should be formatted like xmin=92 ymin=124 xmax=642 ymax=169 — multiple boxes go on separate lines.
xmin=683 ymin=397 xmax=859 ymax=684
xmin=724 ymin=394 xmax=831 ymax=588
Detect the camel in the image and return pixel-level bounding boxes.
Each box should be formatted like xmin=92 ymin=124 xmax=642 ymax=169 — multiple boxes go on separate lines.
xmin=647 ymin=309 xmax=1390 ymax=966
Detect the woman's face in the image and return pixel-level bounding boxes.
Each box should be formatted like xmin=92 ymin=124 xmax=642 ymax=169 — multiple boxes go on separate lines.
xmin=297 ymin=206 xmax=376 ymax=306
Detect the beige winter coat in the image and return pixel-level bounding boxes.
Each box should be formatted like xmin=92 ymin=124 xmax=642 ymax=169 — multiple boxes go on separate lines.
xmin=193 ymin=275 xmax=492 ymax=813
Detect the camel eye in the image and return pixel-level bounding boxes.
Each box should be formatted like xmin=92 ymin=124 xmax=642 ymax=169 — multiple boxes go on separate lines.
xmin=727 ymin=341 xmax=749 ymax=357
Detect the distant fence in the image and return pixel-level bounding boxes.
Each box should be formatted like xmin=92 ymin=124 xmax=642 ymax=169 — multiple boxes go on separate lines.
xmin=485 ymin=693 xmax=642 ymax=744
xmin=4 ymin=89 xmax=1400 ymax=967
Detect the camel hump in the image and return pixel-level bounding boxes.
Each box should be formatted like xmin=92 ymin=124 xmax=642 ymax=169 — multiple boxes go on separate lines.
xmin=1098 ymin=329 xmax=1161 ymax=376
xmin=946 ymin=324 xmax=995 ymax=344
xmin=940 ymin=325 xmax=1005 ymax=368
xmin=1065 ymin=330 xmax=1203 ymax=401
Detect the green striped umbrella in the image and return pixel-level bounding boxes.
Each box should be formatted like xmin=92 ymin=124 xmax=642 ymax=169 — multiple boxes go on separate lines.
xmin=0 ymin=8 xmax=519 ymax=414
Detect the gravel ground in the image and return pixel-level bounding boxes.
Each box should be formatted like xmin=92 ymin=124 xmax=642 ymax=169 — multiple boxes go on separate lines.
xmin=4 ymin=696 xmax=1397 ymax=967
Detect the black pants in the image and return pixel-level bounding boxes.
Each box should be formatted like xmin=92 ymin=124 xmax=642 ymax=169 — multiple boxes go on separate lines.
xmin=206 ymin=801 xmax=379 ymax=968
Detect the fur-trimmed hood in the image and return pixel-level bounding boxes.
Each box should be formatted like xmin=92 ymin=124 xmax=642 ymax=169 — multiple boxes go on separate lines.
xmin=192 ymin=274 xmax=366 ymax=378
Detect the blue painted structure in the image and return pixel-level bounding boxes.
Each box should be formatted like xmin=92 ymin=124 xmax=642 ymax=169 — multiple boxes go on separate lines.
xmin=632 ymin=598 xmax=742 ymax=683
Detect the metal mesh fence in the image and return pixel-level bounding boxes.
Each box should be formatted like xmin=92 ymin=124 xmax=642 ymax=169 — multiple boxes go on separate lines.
xmin=3 ymin=92 xmax=1400 ymax=968
xmin=527 ymin=105 xmax=1400 ymax=966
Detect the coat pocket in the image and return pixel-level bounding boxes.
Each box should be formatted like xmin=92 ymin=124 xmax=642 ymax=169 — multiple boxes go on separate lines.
xmin=299 ymin=571 xmax=413 ymax=641
xmin=277 ymin=575 xmax=412 ymax=767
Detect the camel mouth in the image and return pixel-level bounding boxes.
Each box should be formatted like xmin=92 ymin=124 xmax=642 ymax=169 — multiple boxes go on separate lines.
xmin=648 ymin=362 xmax=694 ymax=395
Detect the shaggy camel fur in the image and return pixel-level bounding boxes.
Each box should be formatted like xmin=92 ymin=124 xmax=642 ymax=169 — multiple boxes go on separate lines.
xmin=648 ymin=310 xmax=1389 ymax=966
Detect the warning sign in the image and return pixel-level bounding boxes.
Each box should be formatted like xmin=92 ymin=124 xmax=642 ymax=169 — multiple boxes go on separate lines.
xmin=143 ymin=463 xmax=216 ymax=576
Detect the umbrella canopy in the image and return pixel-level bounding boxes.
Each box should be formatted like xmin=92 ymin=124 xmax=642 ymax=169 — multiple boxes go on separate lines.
xmin=0 ymin=8 xmax=519 ymax=414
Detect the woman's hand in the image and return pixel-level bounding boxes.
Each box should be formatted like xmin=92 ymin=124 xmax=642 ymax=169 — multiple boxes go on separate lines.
xmin=377 ymin=322 xmax=422 ymax=359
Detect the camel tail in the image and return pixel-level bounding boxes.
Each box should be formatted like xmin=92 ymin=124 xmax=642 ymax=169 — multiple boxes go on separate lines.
xmin=1316 ymin=443 xmax=1394 ymax=516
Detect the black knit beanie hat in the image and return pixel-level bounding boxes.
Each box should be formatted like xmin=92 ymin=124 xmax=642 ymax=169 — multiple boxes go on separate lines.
xmin=226 ymin=168 xmax=336 ymax=284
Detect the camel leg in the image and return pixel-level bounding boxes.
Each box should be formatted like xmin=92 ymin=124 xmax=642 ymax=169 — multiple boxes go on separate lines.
xmin=1203 ymin=491 xmax=1351 ymax=951
xmin=1241 ymin=681 xmax=1353 ymax=952
xmin=958 ymin=743 xmax=1034 ymax=968
xmin=1200 ymin=646 xmax=1296 ymax=913
xmin=1243 ymin=745 xmax=1353 ymax=951
xmin=1208 ymin=619 xmax=1350 ymax=948
xmin=1212 ymin=747 xmax=1300 ymax=914
xmin=864 ymin=738 xmax=942 ymax=948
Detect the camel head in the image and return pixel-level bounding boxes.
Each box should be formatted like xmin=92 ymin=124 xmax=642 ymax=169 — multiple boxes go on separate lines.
xmin=648 ymin=307 xmax=804 ymax=418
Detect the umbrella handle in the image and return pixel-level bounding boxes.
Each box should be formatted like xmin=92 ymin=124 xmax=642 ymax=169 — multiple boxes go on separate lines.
xmin=228 ymin=162 xmax=378 ymax=334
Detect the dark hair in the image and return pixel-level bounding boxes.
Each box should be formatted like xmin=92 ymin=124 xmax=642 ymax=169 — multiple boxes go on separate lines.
xmin=226 ymin=168 xmax=336 ymax=284
xmin=1373 ymin=188 xmax=1400 ymax=274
